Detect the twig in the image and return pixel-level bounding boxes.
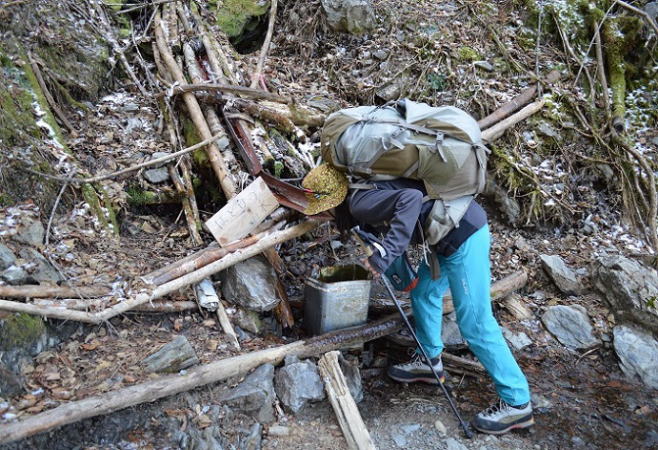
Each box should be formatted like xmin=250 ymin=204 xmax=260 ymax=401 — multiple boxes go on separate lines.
xmin=616 ymin=0 xmax=658 ymax=36
xmin=18 ymin=133 xmax=225 ymax=184
xmin=116 ymin=0 xmax=178 ymax=15
xmin=575 ymin=346 xmax=600 ymax=366
xmin=573 ymin=2 xmax=618 ymax=88
xmin=45 ymin=180 xmax=69 ymax=247
xmin=593 ymin=22 xmax=611 ymax=118
xmin=251 ymin=0 xmax=279 ymax=89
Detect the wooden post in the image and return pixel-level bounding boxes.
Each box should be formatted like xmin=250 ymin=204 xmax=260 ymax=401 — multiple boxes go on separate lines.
xmin=318 ymin=352 xmax=376 ymax=450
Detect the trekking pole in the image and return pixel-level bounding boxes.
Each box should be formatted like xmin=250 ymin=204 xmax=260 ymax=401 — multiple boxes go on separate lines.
xmin=351 ymin=229 xmax=474 ymax=439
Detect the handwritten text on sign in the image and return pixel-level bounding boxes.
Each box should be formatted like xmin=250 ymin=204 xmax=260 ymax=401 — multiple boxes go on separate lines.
xmin=205 ymin=177 xmax=279 ymax=246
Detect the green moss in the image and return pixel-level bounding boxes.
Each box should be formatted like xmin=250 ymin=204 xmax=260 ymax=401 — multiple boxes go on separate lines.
xmin=273 ymin=161 xmax=284 ymax=178
xmin=21 ymin=60 xmax=67 ymax=146
xmin=602 ymin=18 xmax=626 ymax=121
xmin=216 ymin=0 xmax=269 ymax=37
xmin=457 ymin=46 xmax=480 ymax=62
xmin=0 ymin=313 xmax=46 ymax=350
xmin=126 ymin=185 xmax=182 ymax=206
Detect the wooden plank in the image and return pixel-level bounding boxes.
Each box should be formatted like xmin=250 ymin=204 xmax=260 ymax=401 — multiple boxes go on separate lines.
xmin=318 ymin=351 xmax=376 ymax=450
xmin=205 ymin=177 xmax=279 ymax=246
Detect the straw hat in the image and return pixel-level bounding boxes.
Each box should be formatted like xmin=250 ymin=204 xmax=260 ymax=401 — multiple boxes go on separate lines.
xmin=301 ymin=163 xmax=349 ymax=215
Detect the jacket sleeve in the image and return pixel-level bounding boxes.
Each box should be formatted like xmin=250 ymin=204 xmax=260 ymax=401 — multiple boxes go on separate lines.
xmin=348 ymin=188 xmax=423 ymax=273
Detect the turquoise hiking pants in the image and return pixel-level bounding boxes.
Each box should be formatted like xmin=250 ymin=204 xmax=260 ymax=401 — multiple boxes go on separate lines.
xmin=410 ymin=225 xmax=531 ymax=406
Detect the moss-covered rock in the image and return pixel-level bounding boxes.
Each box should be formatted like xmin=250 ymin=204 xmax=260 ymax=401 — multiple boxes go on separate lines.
xmin=0 ymin=313 xmax=46 ymax=351
xmin=216 ymin=0 xmax=270 ymax=38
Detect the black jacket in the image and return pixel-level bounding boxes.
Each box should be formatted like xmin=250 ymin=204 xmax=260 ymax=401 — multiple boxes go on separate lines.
xmin=347 ymin=179 xmax=487 ymax=273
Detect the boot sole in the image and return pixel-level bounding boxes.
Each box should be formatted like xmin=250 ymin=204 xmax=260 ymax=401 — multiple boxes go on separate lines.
xmin=388 ymin=373 xmax=446 ymax=385
xmin=473 ymin=417 xmax=535 ymax=435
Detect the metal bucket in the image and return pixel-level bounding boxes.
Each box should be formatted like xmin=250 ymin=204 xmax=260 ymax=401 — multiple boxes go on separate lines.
xmin=303 ymin=264 xmax=372 ymax=335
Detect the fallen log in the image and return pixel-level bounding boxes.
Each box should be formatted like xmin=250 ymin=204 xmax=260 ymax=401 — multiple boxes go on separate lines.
xmin=31 ymin=298 xmax=198 ymax=313
xmin=481 ymin=100 xmax=545 ymax=144
xmin=157 ymin=83 xmax=290 ymax=104
xmin=318 ymin=351 xmax=376 ymax=450
xmin=477 ymin=70 xmax=560 ymax=130
xmin=154 ymin=14 xmax=236 ymax=199
xmin=0 ymin=221 xmax=320 ymax=323
xmin=0 ymin=285 xmax=110 ymax=299
xmin=0 ymin=265 xmax=527 ymax=445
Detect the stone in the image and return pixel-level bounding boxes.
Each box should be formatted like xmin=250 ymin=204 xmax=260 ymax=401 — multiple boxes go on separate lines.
xmin=442 ymin=314 xmax=465 ymax=347
xmin=537 ymin=122 xmax=560 ymax=139
xmin=531 ymin=393 xmax=553 ymax=410
xmin=268 ymin=425 xmax=290 ymax=437
xmin=143 ymin=167 xmax=170 ymax=183
xmin=19 ymin=248 xmax=63 ymax=283
xmin=373 ymin=49 xmax=388 ymax=60
xmin=474 ymin=60 xmax=494 ymax=72
xmin=645 ymin=2 xmax=658 ymax=22
xmin=592 ymin=255 xmax=658 ymax=333
xmin=502 ymin=293 xmax=533 ymax=320
xmin=235 ymin=308 xmax=264 ymax=335
xmin=321 ymin=0 xmax=376 ymax=34
xmin=0 ymin=243 xmax=17 ymax=270
xmin=541 ymin=305 xmax=600 ymax=349
xmin=613 ymin=324 xmax=658 ymax=389
xmin=220 ymin=256 xmax=280 ymax=312
xmin=150 ymin=152 xmax=172 ymax=168
xmin=275 ymin=358 xmax=325 ymax=413
xmin=485 ymin=178 xmax=521 ymax=225
xmin=391 ymin=432 xmax=407 ymax=447
xmin=539 ymin=254 xmax=585 ymax=295
xmin=339 ymin=355 xmax=363 ymax=403
xmin=13 ymin=219 xmax=44 ymax=247
xmin=434 ymin=419 xmax=447 ymax=436
xmin=401 ymin=423 xmax=421 ymax=434
xmin=445 ymin=437 xmax=469 ymax=450
xmin=502 ymin=327 xmax=533 ymax=350
xmin=142 ymin=335 xmax=199 ymax=373
xmin=1 ymin=265 xmax=28 ymax=285
xmin=219 ymin=364 xmax=276 ymax=423
xmin=375 ymin=82 xmax=402 ymax=102
xmin=0 ymin=364 xmax=24 ymax=397
xmin=243 ymin=422 xmax=262 ymax=450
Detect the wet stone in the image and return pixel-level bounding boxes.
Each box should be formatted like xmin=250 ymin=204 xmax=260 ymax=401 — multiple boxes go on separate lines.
xmin=541 ymin=305 xmax=600 ymax=349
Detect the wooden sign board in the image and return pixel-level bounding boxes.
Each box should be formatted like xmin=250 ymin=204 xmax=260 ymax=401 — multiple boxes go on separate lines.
xmin=205 ymin=177 xmax=279 ymax=246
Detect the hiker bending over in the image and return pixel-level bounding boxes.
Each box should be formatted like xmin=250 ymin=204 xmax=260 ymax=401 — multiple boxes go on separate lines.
xmin=301 ymin=99 xmax=534 ymax=435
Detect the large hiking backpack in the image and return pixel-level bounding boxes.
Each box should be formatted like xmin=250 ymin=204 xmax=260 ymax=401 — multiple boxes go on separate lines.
xmin=320 ymin=99 xmax=488 ymax=201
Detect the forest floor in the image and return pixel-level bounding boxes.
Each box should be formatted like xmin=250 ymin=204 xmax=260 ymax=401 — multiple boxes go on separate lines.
xmin=1 ymin=0 xmax=658 ymax=449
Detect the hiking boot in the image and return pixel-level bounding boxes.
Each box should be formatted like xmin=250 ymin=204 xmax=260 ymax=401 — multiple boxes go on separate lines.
xmin=472 ymin=399 xmax=534 ymax=435
xmin=387 ymin=353 xmax=445 ymax=384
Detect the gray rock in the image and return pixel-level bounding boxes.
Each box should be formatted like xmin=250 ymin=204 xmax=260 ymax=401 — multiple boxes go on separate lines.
xmin=474 ymin=60 xmax=494 ymax=72
xmin=540 ymin=254 xmax=585 ymax=295
xmin=401 ymin=423 xmax=421 ymax=434
xmin=434 ymin=419 xmax=447 ymax=436
xmin=267 ymin=425 xmax=289 ymax=436
xmin=485 ymin=178 xmax=521 ymax=225
xmin=373 ymin=49 xmax=388 ymax=60
xmin=275 ymin=358 xmax=325 ymax=413
xmin=645 ymin=2 xmax=658 ymax=21
xmin=0 ymin=243 xmax=17 ymax=270
xmin=142 ymin=335 xmax=199 ymax=373
xmin=442 ymin=315 xmax=465 ymax=347
xmin=531 ymin=392 xmax=553 ymax=410
xmin=19 ymin=248 xmax=63 ymax=283
xmin=592 ymin=255 xmax=658 ymax=333
xmin=1 ymin=265 xmax=28 ymax=285
xmin=220 ymin=364 xmax=276 ymax=423
xmin=340 ymin=355 xmax=363 ymax=403
xmin=321 ymin=0 xmax=376 ymax=34
xmin=0 ymin=363 xmax=24 ymax=396
xmin=445 ymin=437 xmax=469 ymax=450
xmin=186 ymin=426 xmax=224 ymax=450
xmin=537 ymin=122 xmax=560 ymax=139
xmin=391 ymin=432 xmax=407 ymax=447
xmin=613 ymin=324 xmax=658 ymax=389
xmin=235 ymin=308 xmax=264 ymax=335
xmin=502 ymin=327 xmax=533 ymax=350
xmin=375 ymin=82 xmax=402 ymax=102
xmin=243 ymin=422 xmax=262 ymax=450
xmin=143 ymin=167 xmax=170 ymax=183
xmin=541 ymin=305 xmax=600 ymax=349
xmin=150 ymin=152 xmax=173 ymax=168
xmin=13 ymin=219 xmax=44 ymax=247
xmin=220 ymin=256 xmax=279 ymax=312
